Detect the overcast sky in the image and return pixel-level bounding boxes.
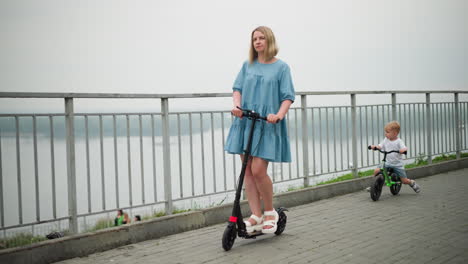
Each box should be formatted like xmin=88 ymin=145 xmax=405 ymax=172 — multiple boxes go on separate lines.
xmin=1 ymin=0 xmax=467 ymax=112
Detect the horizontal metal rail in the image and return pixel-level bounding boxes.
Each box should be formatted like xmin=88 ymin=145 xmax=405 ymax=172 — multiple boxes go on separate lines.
xmin=1 ymin=90 xmax=468 ymax=99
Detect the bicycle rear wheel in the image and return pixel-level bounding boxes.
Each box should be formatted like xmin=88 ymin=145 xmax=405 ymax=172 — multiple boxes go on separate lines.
xmin=390 ymin=173 xmax=402 ymax=195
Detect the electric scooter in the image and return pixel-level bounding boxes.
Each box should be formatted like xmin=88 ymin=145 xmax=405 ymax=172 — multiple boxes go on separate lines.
xmin=222 ymin=107 xmax=288 ymax=251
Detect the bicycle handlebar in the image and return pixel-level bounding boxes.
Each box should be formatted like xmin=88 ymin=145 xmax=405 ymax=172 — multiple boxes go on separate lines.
xmin=368 ymin=145 xmax=407 ymax=155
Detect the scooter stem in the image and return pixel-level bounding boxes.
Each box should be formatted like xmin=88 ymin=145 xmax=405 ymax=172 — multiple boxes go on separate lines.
xmin=231 ymin=115 xmax=259 ymax=231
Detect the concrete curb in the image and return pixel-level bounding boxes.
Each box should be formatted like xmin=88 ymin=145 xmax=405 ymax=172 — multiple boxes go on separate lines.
xmin=1 ymin=157 xmax=467 ymax=264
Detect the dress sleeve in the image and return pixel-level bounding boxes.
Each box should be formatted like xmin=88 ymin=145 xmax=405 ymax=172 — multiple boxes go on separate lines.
xmin=233 ymin=62 xmax=246 ymax=93
xmin=279 ymin=65 xmax=296 ymax=103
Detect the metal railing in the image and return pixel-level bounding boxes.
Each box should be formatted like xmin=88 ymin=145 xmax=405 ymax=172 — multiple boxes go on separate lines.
xmin=0 ymin=91 xmax=467 ymax=239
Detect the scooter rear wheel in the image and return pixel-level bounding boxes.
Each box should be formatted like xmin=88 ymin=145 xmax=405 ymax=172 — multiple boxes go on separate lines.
xmin=222 ymin=223 xmax=237 ymax=251
xmin=275 ymin=210 xmax=287 ymax=235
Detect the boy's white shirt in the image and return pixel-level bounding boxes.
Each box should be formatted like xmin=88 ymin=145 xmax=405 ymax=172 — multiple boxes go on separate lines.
xmin=378 ymin=137 xmax=406 ymax=167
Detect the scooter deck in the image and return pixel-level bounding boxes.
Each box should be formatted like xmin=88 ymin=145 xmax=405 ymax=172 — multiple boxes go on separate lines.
xmin=244 ymin=230 xmax=264 ymax=239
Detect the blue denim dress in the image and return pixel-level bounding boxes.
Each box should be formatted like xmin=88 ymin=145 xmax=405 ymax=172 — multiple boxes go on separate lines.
xmin=224 ymin=59 xmax=295 ymax=162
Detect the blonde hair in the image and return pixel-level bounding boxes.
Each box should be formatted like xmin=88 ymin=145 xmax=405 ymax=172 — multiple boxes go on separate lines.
xmin=385 ymin=121 xmax=401 ymax=133
xmin=249 ymin=26 xmax=278 ymax=64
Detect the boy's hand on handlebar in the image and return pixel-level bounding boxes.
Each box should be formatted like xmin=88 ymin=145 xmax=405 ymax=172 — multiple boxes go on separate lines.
xmin=267 ymin=114 xmax=281 ymax=124
xmin=231 ymin=107 xmax=243 ymax=119
xmin=399 ymin=148 xmax=408 ymax=154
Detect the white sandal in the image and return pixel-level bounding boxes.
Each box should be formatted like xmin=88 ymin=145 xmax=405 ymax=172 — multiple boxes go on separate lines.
xmin=244 ymin=214 xmax=263 ymax=233
xmin=262 ymin=210 xmax=278 ymax=234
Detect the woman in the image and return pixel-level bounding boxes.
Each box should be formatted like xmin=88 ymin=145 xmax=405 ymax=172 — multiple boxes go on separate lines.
xmin=225 ymin=26 xmax=295 ymax=234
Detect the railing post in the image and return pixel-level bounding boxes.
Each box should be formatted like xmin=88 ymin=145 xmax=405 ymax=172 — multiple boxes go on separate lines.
xmin=301 ymin=95 xmax=309 ymax=187
xmin=161 ymin=98 xmax=173 ymax=215
xmin=65 ymin=98 xmax=78 ymax=234
xmin=351 ymin=94 xmax=358 ymax=177
xmin=391 ymin=93 xmax=397 ymax=121
xmin=0 ymin=130 xmax=4 ymax=229
xmin=454 ymin=93 xmax=461 ymax=159
xmin=426 ymin=93 xmax=432 ymax=164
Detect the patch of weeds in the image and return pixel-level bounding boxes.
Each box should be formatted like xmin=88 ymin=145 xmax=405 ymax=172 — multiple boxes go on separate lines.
xmin=316 ymin=169 xmax=374 ymax=186
xmin=207 ymin=197 xmax=227 ymax=207
xmin=216 ymin=197 xmax=226 ymax=206
xmin=191 ymin=201 xmax=203 ymax=211
xmin=404 ymin=163 xmax=419 ymax=169
xmin=415 ymin=153 xmax=428 ymax=165
xmin=88 ymin=218 xmax=114 ymax=232
xmin=405 ymin=152 xmax=468 ymax=168
xmin=172 ymin=208 xmax=191 ymax=214
xmin=357 ymin=169 xmax=375 ymax=177
xmin=0 ymin=233 xmax=47 ymax=249
xmin=287 ymin=185 xmax=302 ymax=192
xmin=152 ymin=211 xmax=166 ymax=218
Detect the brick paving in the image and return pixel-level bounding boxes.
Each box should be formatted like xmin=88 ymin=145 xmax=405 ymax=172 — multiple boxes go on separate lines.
xmin=57 ymin=168 xmax=468 ymax=264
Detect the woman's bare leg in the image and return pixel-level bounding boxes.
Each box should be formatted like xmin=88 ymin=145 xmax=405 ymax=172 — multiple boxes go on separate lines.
xmin=241 ymin=155 xmax=262 ymax=225
xmin=251 ymin=157 xmax=275 ymax=229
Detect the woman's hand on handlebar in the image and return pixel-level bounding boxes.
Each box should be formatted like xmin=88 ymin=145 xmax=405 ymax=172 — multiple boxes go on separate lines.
xmin=231 ymin=106 xmax=243 ymax=119
xmin=267 ymin=114 xmax=281 ymax=124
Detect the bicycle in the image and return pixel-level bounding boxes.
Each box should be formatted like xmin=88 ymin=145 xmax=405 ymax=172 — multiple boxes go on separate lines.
xmin=367 ymin=145 xmax=407 ymax=201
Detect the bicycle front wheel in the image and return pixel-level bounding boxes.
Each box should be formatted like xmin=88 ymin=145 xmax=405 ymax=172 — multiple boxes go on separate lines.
xmin=370 ymin=174 xmax=384 ymax=201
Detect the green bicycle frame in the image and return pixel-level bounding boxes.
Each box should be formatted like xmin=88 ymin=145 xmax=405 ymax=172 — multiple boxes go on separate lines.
xmin=380 ymin=160 xmax=398 ymax=187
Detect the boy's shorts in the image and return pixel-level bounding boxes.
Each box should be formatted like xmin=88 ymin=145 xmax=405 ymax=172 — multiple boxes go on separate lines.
xmin=381 ymin=164 xmax=407 ymax=178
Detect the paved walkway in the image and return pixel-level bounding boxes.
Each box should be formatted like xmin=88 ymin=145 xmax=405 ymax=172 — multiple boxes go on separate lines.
xmin=57 ymin=168 xmax=468 ymax=264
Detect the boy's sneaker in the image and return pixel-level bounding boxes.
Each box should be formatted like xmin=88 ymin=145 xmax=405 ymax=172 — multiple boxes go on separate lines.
xmin=410 ymin=181 xmax=421 ymax=193
xmin=366 ymin=187 xmax=371 ymax=192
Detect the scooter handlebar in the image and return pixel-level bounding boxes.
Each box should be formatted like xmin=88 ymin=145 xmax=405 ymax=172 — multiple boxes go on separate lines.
xmin=241 ymin=112 xmax=267 ymax=121
xmin=236 ymin=107 xmax=272 ymax=122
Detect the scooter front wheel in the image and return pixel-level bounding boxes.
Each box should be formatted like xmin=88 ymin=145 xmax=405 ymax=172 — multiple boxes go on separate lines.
xmin=222 ymin=223 xmax=237 ymax=251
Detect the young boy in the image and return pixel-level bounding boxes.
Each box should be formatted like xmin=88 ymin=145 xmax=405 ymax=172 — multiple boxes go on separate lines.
xmin=370 ymin=121 xmax=421 ymax=193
